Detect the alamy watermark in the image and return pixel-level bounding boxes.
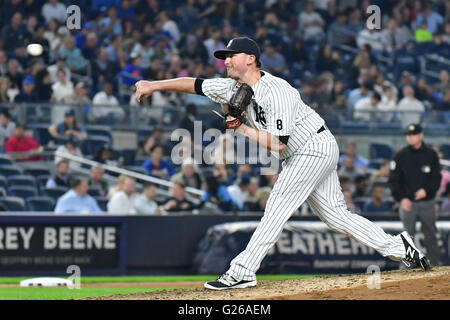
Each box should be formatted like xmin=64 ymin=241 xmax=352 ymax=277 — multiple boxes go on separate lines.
xmin=66 ymin=5 xmax=81 ymax=30
xmin=366 ymin=265 xmax=381 ymax=290
xmin=366 ymin=5 xmax=381 ymax=30
xmin=67 ymin=264 xmax=81 ymax=289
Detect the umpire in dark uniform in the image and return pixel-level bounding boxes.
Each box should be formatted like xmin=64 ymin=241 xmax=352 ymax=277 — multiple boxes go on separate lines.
xmin=388 ymin=123 xmax=441 ymax=265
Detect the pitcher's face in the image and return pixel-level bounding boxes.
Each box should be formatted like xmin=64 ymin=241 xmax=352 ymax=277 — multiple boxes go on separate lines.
xmin=224 ymin=53 xmax=251 ymax=80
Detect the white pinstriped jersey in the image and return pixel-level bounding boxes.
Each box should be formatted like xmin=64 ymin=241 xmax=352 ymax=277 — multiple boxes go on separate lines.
xmin=202 ymin=71 xmax=325 ymax=159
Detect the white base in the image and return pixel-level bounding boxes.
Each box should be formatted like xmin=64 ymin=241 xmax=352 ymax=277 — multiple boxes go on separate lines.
xmin=20 ymin=277 xmax=73 ymax=287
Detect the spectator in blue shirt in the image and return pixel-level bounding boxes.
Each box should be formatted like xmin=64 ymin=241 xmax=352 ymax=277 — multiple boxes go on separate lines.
xmin=141 ymin=145 xmax=174 ymax=179
xmin=54 ymin=177 xmax=103 ymax=214
xmin=48 ymin=109 xmax=87 ymax=142
xmin=339 ymin=142 xmax=369 ymax=170
xmin=116 ymin=0 xmax=136 ymax=22
xmin=74 ymin=22 xmax=94 ymax=49
xmin=91 ymin=0 xmax=118 ymax=13
xmin=106 ymin=34 xmax=123 ymax=63
xmin=200 ymin=175 xmax=243 ymax=211
xmin=58 ymin=36 xmax=87 ymax=73
xmin=119 ymin=53 xmax=143 ymax=87
xmin=98 ymin=5 xmax=123 ymax=37
xmin=347 ymin=81 xmax=372 ymax=116
xmin=46 ymin=159 xmax=72 ymax=189
xmin=413 ymin=3 xmax=444 ymax=35
xmin=362 ymin=184 xmax=391 ymax=214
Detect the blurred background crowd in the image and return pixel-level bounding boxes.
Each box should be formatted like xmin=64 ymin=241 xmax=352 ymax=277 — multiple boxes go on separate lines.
xmin=0 ymin=0 xmax=449 ymax=217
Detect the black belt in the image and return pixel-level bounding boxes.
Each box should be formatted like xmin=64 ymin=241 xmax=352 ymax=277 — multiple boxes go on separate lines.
xmin=317 ymin=125 xmax=326 ymax=133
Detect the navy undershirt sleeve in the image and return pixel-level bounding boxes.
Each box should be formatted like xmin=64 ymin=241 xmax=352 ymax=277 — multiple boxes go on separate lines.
xmin=195 ymin=78 xmax=205 ymax=96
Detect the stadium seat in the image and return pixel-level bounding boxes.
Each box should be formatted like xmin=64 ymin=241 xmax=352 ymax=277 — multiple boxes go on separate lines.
xmin=440 ymin=144 xmax=450 ymax=159
xmin=161 ymin=109 xmax=182 ymax=131
xmin=371 ymin=177 xmax=389 ymax=185
xmin=368 ymin=159 xmax=387 ymax=170
xmin=87 ymin=188 xmax=101 ymax=197
xmin=154 ymin=194 xmax=170 ymax=205
xmin=385 ymin=199 xmax=395 ymax=211
xmin=85 ymin=125 xmax=113 ymax=143
xmin=423 ymin=123 xmax=450 ymax=135
xmin=94 ymin=196 xmax=108 ymax=211
xmin=0 ymin=165 xmax=23 ymax=177
xmin=316 ymin=110 xmax=340 ymax=130
xmin=369 ymin=143 xmax=393 ymax=160
xmin=7 ymin=175 xmax=37 ymax=188
xmin=36 ymin=175 xmax=51 ymax=194
xmin=372 ymin=122 xmax=403 ymax=134
xmin=340 ymin=121 xmax=369 ymax=134
xmin=8 ymin=186 xmax=38 ymax=198
xmin=423 ymin=110 xmax=444 ymax=124
xmin=137 ymin=126 xmax=155 ymax=146
xmin=29 ymin=123 xmax=55 ymax=146
xmin=0 ymin=196 xmax=26 ymax=211
xmin=43 ymin=187 xmax=68 ymax=200
xmin=353 ymin=197 xmax=371 ymax=212
xmin=81 ymin=135 xmax=111 ymax=155
xmin=0 ymin=154 xmax=14 ymax=166
xmin=120 ymin=149 xmax=136 ymax=166
xmin=0 ymin=187 xmax=6 ymax=197
xmin=0 ymin=176 xmax=7 ymax=190
xmin=25 ymin=167 xmax=51 ymax=177
xmin=134 ymin=155 xmax=148 ymax=166
xmin=26 ymin=196 xmax=55 ymax=212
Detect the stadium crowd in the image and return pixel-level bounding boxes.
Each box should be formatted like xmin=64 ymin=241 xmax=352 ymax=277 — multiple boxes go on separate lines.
xmin=0 ymin=0 xmax=449 ymax=216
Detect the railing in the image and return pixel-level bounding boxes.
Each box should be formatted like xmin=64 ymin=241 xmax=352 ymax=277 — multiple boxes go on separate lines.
xmin=0 ymin=101 xmax=221 ymax=130
xmin=421 ymin=54 xmax=450 ymax=80
xmin=328 ymin=27 xmax=395 ymax=67
xmin=0 ymin=102 xmax=448 ymax=148
xmin=54 ymin=150 xmax=204 ymax=198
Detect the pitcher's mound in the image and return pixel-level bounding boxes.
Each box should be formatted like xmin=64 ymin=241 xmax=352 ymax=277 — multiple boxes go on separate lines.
xmin=90 ymin=266 xmax=450 ymax=300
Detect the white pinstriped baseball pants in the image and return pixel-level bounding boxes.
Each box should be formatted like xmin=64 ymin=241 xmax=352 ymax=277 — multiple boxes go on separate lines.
xmin=227 ymin=130 xmax=406 ymax=281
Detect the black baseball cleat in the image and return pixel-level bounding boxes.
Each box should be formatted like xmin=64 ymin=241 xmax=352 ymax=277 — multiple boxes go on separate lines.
xmin=400 ymin=231 xmax=432 ymax=271
xmin=204 ymin=273 xmax=257 ymax=290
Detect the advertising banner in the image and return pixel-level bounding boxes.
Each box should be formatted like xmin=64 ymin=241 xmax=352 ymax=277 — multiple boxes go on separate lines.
xmin=0 ymin=216 xmax=127 ymax=275
xmin=193 ymin=221 xmax=450 ymax=274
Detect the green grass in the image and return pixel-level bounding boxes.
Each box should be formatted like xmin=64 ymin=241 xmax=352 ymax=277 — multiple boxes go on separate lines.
xmin=0 ymin=274 xmax=317 ymax=300
xmin=0 ymin=287 xmax=168 ymax=300
xmin=0 ymin=274 xmax=316 ymax=285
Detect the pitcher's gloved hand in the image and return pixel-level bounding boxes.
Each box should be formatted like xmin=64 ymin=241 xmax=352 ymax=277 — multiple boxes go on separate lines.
xmin=223 ymin=83 xmax=254 ymax=130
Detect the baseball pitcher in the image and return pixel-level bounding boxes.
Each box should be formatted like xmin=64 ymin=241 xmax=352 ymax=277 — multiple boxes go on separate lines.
xmin=135 ymin=37 xmax=431 ymax=291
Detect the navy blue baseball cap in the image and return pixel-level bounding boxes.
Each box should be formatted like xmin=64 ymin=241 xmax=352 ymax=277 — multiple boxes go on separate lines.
xmin=214 ymin=37 xmax=261 ymax=60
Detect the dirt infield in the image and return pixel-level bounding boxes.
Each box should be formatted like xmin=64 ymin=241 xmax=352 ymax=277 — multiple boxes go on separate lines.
xmin=89 ymin=266 xmax=450 ymax=300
